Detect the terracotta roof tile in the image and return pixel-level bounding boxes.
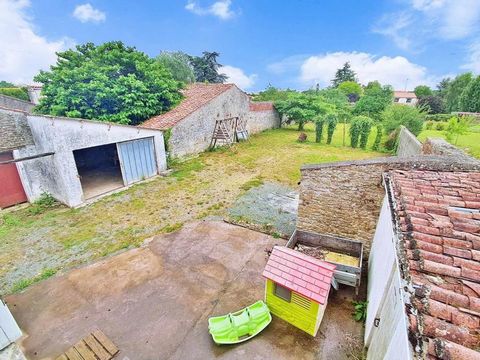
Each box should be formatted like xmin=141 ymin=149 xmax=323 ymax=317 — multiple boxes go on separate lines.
xmin=394 ymin=90 xmax=417 ymax=98
xmin=141 ymin=83 xmax=235 ymax=130
xmin=390 ymin=170 xmax=480 ymax=357
xmin=262 ymin=246 xmax=335 ymax=304
xmin=249 ymin=101 xmax=274 ymax=111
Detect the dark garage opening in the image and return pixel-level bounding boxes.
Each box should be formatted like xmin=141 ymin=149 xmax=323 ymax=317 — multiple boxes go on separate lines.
xmin=73 ymin=143 xmax=124 ymax=199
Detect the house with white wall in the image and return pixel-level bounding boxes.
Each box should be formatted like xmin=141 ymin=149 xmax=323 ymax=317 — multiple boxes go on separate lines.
xmin=366 ymin=169 xmax=480 ymax=359
xmin=394 ymin=91 xmax=418 ymax=106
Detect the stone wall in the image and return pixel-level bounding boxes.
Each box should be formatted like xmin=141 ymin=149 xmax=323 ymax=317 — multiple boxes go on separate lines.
xmin=0 ymin=94 xmax=35 ymax=113
xmin=247 ymin=106 xmax=281 ymax=134
xmin=169 ymin=86 xmax=250 ymax=158
xmin=15 ymin=115 xmax=167 ymax=207
xmin=0 ymin=108 xmax=34 ymax=152
xmin=422 ymin=137 xmax=476 ymax=161
xmin=396 ymin=126 xmax=422 ymax=157
xmin=297 ymin=156 xmax=480 ymax=254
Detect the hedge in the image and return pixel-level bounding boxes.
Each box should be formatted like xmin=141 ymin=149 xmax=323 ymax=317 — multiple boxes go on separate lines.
xmin=0 ymin=87 xmax=30 ymax=101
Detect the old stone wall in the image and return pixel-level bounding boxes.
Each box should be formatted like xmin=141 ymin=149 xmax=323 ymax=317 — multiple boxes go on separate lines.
xmin=247 ymin=108 xmax=281 ymax=134
xmin=0 ymin=108 xmax=33 ymax=152
xmin=297 ymin=156 xmax=480 ymax=254
xmin=0 ymin=95 xmax=34 ymax=113
xmin=422 ymin=137 xmax=476 ymax=161
xmin=15 ymin=115 xmax=167 ymax=207
xmin=396 ymin=126 xmax=422 ymax=157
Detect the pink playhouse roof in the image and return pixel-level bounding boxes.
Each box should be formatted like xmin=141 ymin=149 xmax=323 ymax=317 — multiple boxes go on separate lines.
xmin=262 ymin=246 xmax=336 ymax=304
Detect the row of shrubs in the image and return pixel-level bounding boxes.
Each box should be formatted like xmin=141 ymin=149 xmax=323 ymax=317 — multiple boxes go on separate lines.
xmin=425 ymin=121 xmax=448 ymax=131
xmin=0 ymin=87 xmax=30 ymax=101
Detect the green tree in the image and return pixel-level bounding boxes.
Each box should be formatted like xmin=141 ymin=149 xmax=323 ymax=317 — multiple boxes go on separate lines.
xmin=157 ymin=51 xmax=195 ymax=83
xmin=349 ymin=115 xmax=373 ymax=148
xmin=34 ymin=41 xmax=182 ymax=125
xmin=0 ymin=81 xmax=15 ymax=87
xmin=436 ymin=78 xmax=451 ymax=99
xmin=275 ymin=92 xmax=333 ymax=131
xmin=382 ymin=104 xmax=425 ymax=136
xmin=189 ymin=51 xmax=227 ymax=83
xmin=325 ymin=113 xmax=338 ymax=144
xmin=445 ymin=116 xmax=471 ymax=144
xmin=331 ymin=62 xmax=357 ymax=87
xmin=414 ymin=85 xmax=433 ymax=98
xmin=353 ymin=81 xmax=393 ymax=121
xmin=372 ymin=124 xmax=383 ymax=151
xmin=417 ymin=95 xmax=445 ymax=114
xmin=253 ymin=85 xmax=294 ymax=102
xmin=459 ymin=75 xmax=480 ymax=112
xmin=338 ymin=81 xmax=362 ymax=102
xmin=445 ymin=73 xmax=473 ymax=112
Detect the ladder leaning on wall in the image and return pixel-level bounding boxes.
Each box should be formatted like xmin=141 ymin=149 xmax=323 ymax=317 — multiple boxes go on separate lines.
xmin=209 ymin=117 xmax=249 ymax=149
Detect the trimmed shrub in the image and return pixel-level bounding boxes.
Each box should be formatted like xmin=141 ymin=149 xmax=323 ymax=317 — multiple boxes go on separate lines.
xmin=425 ymin=121 xmax=434 ymax=130
xmin=425 ymin=114 xmax=453 ymax=122
xmin=350 ymin=115 xmax=373 ymax=148
xmin=435 ymin=122 xmax=447 ymax=131
xmin=372 ymin=124 xmax=383 ymax=151
xmin=326 ymin=114 xmax=338 ymax=144
xmin=315 ymin=119 xmax=325 ymax=143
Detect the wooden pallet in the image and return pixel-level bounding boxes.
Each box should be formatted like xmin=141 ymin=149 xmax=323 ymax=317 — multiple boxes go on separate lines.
xmin=56 ymin=330 xmax=118 ymax=360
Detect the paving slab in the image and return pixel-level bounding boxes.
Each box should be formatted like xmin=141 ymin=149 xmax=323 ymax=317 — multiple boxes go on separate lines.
xmin=6 ymin=221 xmax=362 ymax=359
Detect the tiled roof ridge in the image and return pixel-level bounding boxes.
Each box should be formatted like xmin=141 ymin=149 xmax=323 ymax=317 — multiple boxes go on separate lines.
xmin=389 ymin=169 xmax=480 ymax=359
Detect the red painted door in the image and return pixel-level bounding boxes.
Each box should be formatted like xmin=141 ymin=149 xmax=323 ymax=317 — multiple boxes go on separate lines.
xmin=0 ymin=152 xmax=27 ymax=208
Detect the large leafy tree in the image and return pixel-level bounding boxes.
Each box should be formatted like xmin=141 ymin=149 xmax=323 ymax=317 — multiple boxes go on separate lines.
xmin=436 ymin=78 xmax=451 ymax=99
xmin=417 ymin=95 xmax=445 ymax=114
xmin=0 ymin=81 xmax=15 ymax=87
xmin=252 ymin=85 xmax=295 ymax=102
xmin=353 ymin=81 xmax=393 ymax=121
xmin=459 ymin=75 xmax=480 ymax=112
xmin=157 ymin=51 xmax=195 ymax=83
xmin=189 ymin=51 xmax=227 ymax=83
xmin=414 ymin=85 xmax=433 ymax=98
xmin=445 ymin=73 xmax=473 ymax=112
xmin=34 ymin=41 xmax=182 ymax=125
xmin=275 ymin=92 xmax=333 ymax=131
xmin=382 ymin=104 xmax=425 ymax=136
xmin=338 ymin=81 xmax=363 ymax=102
xmin=331 ymin=62 xmax=357 ymax=87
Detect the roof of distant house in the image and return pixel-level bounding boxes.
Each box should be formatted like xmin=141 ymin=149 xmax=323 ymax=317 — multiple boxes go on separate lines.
xmin=249 ymin=101 xmax=274 ymax=111
xmin=262 ymin=246 xmax=336 ymax=304
xmin=388 ymin=169 xmax=480 ymax=359
xmin=394 ymin=90 xmax=417 ymax=98
xmin=141 ymin=83 xmax=235 ymax=130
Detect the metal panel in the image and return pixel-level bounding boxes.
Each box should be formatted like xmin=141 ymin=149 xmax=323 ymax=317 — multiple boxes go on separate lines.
xmin=117 ymin=138 xmax=157 ymax=185
xmin=0 ymin=152 xmax=27 ymax=208
xmin=0 ymin=299 xmax=22 ymax=350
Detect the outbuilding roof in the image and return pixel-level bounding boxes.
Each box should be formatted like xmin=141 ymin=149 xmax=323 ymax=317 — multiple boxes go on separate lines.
xmin=262 ymin=246 xmax=335 ymax=304
xmin=141 ymin=83 xmax=235 ymax=130
xmin=249 ymin=101 xmax=274 ymax=111
xmin=394 ymin=90 xmax=417 ymax=99
xmin=388 ymin=170 xmax=480 ymax=359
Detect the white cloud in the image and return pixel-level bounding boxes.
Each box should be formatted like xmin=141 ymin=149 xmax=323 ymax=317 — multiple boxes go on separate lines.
xmin=185 ymin=0 xmax=236 ymax=20
xmin=0 ymin=0 xmax=72 ymax=84
xmin=372 ymin=12 xmax=413 ymax=51
xmin=73 ymin=3 xmax=106 ymax=23
xmin=219 ymin=65 xmax=256 ymax=89
xmin=299 ymin=52 xmax=439 ymax=89
xmin=462 ymin=40 xmax=480 ymax=72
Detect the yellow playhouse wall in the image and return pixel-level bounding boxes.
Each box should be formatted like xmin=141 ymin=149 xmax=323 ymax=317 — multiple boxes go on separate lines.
xmin=265 ymin=279 xmax=319 ymax=336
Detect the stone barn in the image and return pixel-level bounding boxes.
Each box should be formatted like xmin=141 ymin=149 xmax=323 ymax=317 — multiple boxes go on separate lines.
xmin=141 ymin=83 xmax=281 ymax=158
xmin=0 ymin=107 xmax=167 ymax=208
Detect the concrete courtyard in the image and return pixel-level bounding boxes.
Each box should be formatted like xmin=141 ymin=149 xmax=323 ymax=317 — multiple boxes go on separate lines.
xmin=6 ymin=221 xmax=363 ymax=359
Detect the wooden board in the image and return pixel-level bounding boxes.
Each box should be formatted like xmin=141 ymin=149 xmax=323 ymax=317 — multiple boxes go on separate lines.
xmin=55 ymin=330 xmax=118 ymax=360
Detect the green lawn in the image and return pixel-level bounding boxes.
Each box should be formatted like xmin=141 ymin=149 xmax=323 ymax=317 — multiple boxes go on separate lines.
xmin=0 ymin=123 xmax=383 ymax=294
xmin=418 ymin=128 xmax=480 ymax=159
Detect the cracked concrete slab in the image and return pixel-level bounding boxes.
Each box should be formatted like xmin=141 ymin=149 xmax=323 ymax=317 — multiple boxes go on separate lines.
xmin=6 ymin=221 xmax=362 ymax=359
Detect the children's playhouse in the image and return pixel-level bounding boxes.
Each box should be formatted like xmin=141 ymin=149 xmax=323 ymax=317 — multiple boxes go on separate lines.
xmin=262 ymin=246 xmax=335 ymax=336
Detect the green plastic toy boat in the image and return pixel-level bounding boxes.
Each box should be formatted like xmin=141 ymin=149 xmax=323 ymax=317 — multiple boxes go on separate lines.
xmin=208 ymin=300 xmax=272 ymax=345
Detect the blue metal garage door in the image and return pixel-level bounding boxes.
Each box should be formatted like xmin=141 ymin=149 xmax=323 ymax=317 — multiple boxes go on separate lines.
xmin=117 ymin=138 xmax=157 ymax=185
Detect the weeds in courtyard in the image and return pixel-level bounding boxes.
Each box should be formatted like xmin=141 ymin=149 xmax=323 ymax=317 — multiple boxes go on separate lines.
xmin=11 ymin=268 xmax=57 ymax=293
xmin=0 ymin=125 xmax=382 ymax=293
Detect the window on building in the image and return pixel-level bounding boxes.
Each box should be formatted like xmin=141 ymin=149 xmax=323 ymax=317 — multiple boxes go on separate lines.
xmin=406 ymin=98 xmax=412 ymax=103
xmin=394 ymin=98 xmax=399 ymax=102
xmin=274 ymin=283 xmax=292 ymax=302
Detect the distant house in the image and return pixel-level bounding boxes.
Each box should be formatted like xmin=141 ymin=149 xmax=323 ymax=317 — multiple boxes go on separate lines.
xmin=0 ymin=107 xmax=167 ymax=208
xmin=27 ymin=85 xmax=43 ymax=105
xmin=142 ymin=83 xmax=280 ymax=158
xmin=365 ymin=170 xmax=480 ymax=359
xmin=393 ymin=91 xmax=418 ymax=106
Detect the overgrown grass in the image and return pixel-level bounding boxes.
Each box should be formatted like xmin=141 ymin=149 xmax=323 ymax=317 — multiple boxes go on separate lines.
xmin=0 ymin=124 xmax=382 ymax=294
xmin=418 ymin=128 xmax=480 ymax=158
xmin=11 ymin=268 xmax=57 ymax=293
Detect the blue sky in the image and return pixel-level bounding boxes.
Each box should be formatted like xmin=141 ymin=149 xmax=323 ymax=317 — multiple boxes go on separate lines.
xmin=1 ymin=0 xmax=480 ymax=91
